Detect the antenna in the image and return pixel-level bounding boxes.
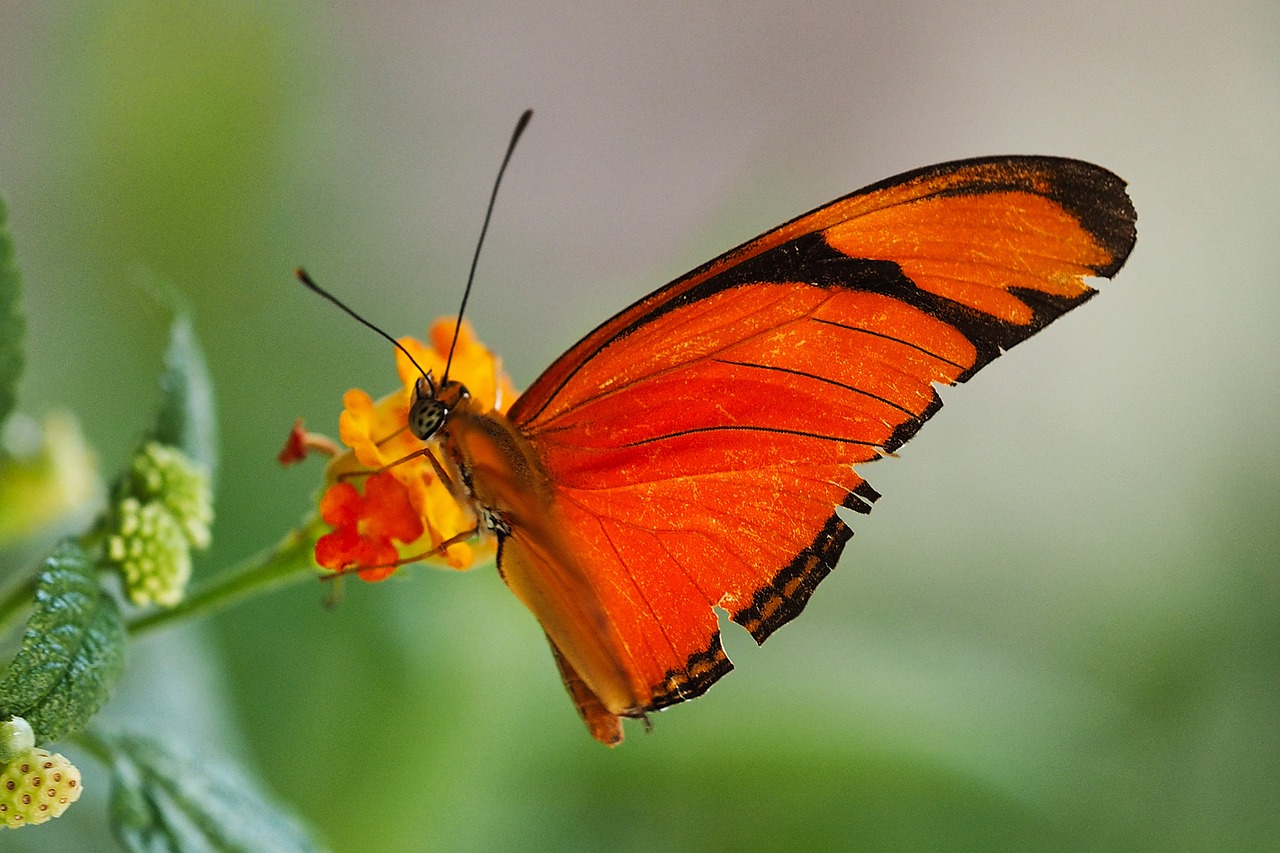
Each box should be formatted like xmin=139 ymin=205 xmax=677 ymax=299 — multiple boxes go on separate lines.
xmin=442 ymin=109 xmax=533 ymax=384
xmin=294 ymin=267 xmax=431 ymax=380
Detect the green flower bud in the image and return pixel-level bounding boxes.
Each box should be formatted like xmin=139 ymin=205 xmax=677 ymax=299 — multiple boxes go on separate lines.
xmin=0 ymin=718 xmax=34 ymax=764
xmin=104 ymin=497 xmax=191 ymax=607
xmin=0 ymin=748 xmax=82 ymax=828
xmin=127 ymin=442 xmax=212 ymax=549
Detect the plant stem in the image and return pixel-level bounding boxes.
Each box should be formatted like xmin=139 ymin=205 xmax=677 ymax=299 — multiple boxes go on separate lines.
xmin=126 ymin=515 xmax=324 ymax=637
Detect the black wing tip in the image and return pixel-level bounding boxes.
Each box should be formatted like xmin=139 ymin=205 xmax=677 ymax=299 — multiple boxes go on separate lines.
xmin=860 ymin=154 xmax=1137 ymax=280
xmin=1034 ymin=157 xmax=1137 ymax=278
xmin=1011 ymin=156 xmax=1137 ymax=279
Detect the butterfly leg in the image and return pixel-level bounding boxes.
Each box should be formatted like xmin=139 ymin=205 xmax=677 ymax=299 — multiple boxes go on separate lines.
xmin=336 ymin=446 xmax=461 ymax=496
xmin=410 ymin=525 xmax=481 ymax=561
xmin=419 ymin=446 xmax=461 ymax=496
xmin=373 ymin=424 xmax=409 ymax=447
xmin=319 ymin=524 xmax=483 ymax=581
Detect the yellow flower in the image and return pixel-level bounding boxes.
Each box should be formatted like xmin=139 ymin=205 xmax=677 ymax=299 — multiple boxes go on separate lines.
xmin=312 ymin=318 xmax=517 ymax=579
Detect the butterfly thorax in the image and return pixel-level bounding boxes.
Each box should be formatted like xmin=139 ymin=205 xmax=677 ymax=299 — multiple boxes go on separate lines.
xmin=439 ymin=397 xmax=550 ymax=533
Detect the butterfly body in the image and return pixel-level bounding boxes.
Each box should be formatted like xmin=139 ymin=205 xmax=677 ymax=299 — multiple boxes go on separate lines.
xmin=385 ymin=154 xmax=1136 ymax=745
xmin=430 ymin=390 xmax=645 ymax=723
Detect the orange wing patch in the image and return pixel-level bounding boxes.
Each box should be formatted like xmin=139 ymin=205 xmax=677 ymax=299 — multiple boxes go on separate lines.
xmin=824 ymin=193 xmax=1109 ymax=324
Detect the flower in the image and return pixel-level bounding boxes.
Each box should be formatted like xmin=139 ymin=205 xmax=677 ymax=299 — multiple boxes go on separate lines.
xmin=311 ymin=318 xmax=517 ymax=580
xmin=277 ymin=418 xmax=339 ymax=466
xmin=315 ymin=475 xmax=422 ymax=582
xmin=277 ymin=419 xmax=311 ymax=466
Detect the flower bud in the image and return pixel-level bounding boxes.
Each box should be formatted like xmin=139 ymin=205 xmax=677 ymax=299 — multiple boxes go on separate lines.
xmin=0 ymin=718 xmax=34 ymax=764
xmin=104 ymin=497 xmax=191 ymax=607
xmin=127 ymin=441 xmax=213 ymax=549
xmin=0 ymin=412 xmax=101 ymax=547
xmin=0 ymin=748 xmax=82 ymax=828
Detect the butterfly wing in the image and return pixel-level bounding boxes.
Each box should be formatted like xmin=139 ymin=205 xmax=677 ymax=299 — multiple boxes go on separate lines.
xmin=503 ymin=155 xmax=1136 ymax=741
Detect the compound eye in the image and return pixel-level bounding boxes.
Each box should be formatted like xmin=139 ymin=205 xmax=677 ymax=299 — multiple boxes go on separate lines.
xmin=409 ymin=398 xmax=446 ymax=440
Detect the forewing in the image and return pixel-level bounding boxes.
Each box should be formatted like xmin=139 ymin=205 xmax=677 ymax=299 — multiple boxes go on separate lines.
xmin=508 ymin=155 xmax=1136 ymax=715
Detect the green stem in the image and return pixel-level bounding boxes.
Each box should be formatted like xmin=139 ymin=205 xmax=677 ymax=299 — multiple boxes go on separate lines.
xmin=126 ymin=515 xmax=324 ymax=637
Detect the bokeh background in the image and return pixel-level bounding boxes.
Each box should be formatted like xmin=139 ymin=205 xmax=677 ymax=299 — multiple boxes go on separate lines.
xmin=2 ymin=1 xmax=1278 ymax=850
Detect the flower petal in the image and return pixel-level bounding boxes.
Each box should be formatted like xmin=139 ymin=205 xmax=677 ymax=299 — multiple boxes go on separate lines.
xmin=363 ymin=472 xmax=425 ymax=543
xmin=319 ymin=482 xmax=361 ymax=527
xmin=315 ymin=524 xmax=361 ymax=570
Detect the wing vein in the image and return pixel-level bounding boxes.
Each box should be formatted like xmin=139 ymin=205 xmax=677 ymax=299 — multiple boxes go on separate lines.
xmin=530 ymin=291 xmax=843 ymax=433
xmin=620 ymin=423 xmax=882 ymax=449
xmin=811 ymin=318 xmax=966 ymax=370
xmin=594 ymin=516 xmax=685 ymax=674
xmin=712 ymin=358 xmax=919 ymax=418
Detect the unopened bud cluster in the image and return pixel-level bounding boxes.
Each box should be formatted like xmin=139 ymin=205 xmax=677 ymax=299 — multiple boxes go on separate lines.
xmin=102 ymin=442 xmax=212 ymax=607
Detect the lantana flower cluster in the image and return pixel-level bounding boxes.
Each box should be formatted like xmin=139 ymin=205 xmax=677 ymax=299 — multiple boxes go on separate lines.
xmin=288 ymin=319 xmax=517 ymax=582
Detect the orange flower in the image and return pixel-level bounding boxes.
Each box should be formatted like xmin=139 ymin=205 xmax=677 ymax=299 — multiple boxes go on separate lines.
xmin=315 ymin=475 xmax=422 ymax=582
xmin=313 ymin=318 xmax=518 ymax=579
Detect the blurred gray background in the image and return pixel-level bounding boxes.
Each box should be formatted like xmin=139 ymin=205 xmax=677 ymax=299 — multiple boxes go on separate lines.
xmin=1 ymin=2 xmax=1277 ymax=850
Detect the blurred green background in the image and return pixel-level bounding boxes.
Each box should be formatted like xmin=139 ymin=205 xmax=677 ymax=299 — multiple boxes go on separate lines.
xmin=2 ymin=1 xmax=1278 ymax=850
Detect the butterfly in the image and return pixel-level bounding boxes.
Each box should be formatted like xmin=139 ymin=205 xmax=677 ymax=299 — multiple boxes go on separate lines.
xmin=304 ymin=121 xmax=1137 ymax=745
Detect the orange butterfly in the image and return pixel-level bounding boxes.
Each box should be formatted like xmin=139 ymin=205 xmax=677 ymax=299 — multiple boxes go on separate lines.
xmin=302 ymin=120 xmax=1136 ymax=745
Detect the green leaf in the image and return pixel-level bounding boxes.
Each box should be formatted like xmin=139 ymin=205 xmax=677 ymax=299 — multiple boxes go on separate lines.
xmin=152 ymin=313 xmax=218 ymax=488
xmin=105 ymin=732 xmax=324 ymax=852
xmin=0 ymin=194 xmax=24 ymax=429
xmin=0 ymin=541 xmax=125 ymax=742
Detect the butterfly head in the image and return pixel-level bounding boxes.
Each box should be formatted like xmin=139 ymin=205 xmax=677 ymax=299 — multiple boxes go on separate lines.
xmin=408 ymin=373 xmax=470 ymax=440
